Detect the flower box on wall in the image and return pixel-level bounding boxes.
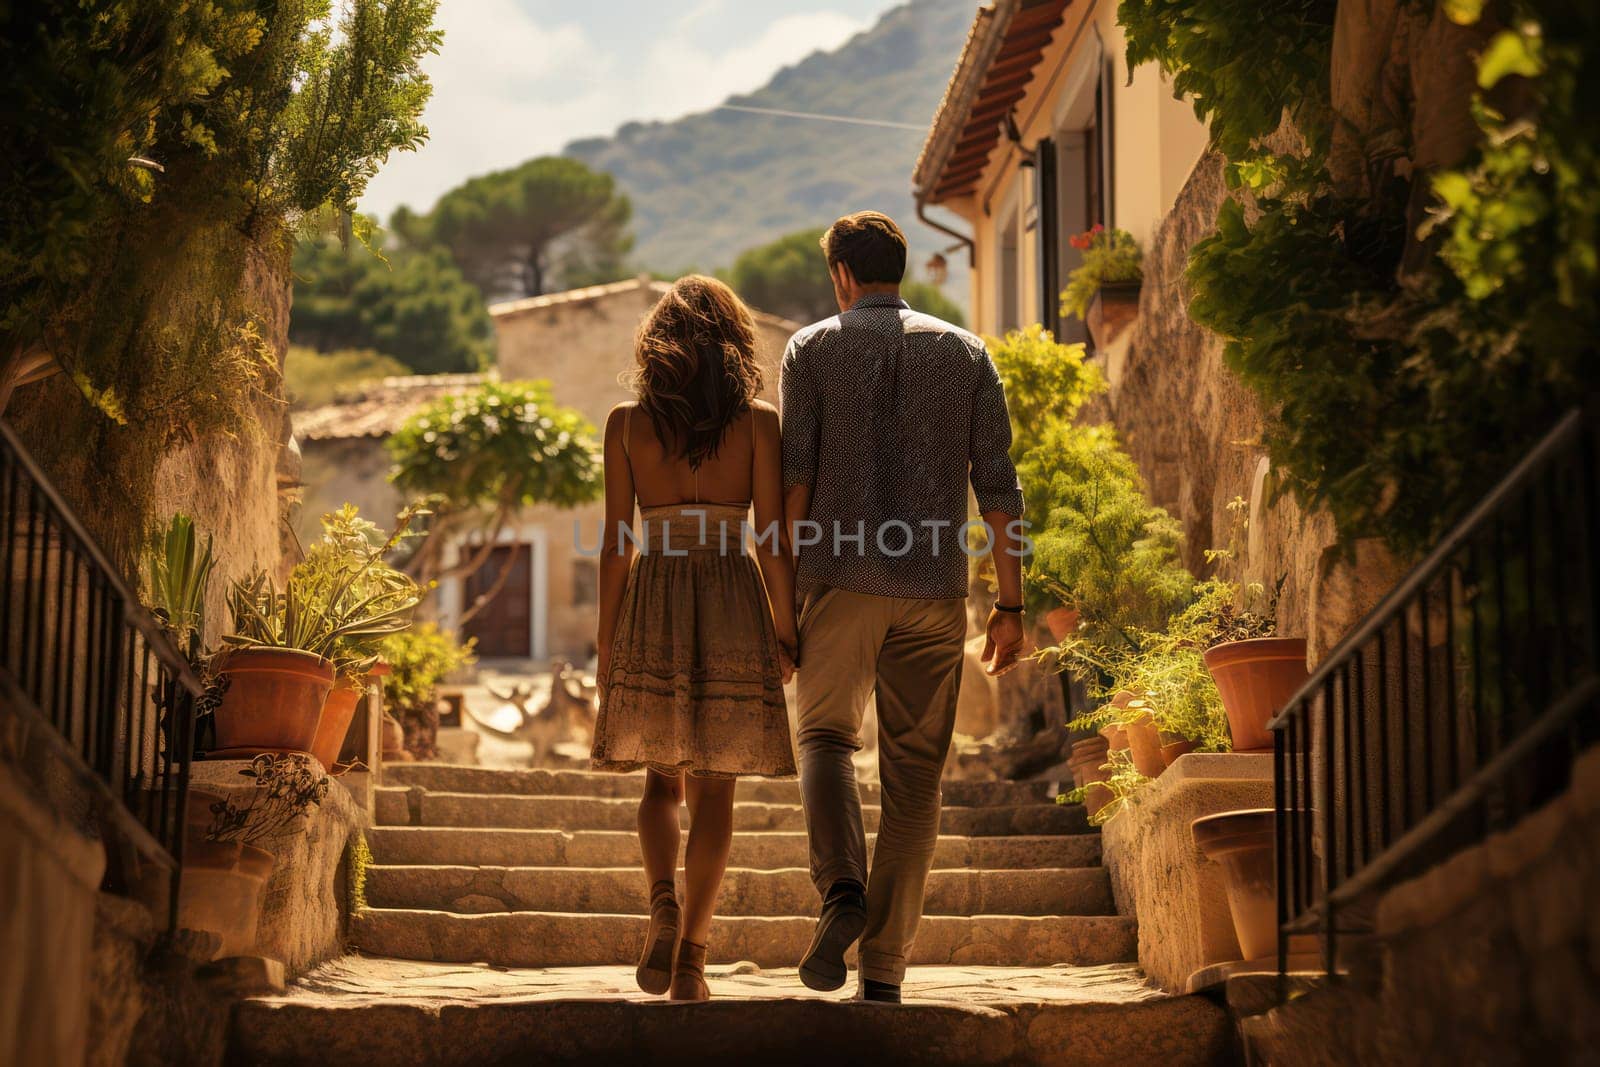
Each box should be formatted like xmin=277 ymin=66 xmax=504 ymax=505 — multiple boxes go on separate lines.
xmin=1087 ymin=281 xmax=1142 ymax=350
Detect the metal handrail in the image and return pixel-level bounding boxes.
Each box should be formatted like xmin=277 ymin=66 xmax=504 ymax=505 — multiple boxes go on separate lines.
xmin=1 ymin=417 xmax=203 ymax=930
xmin=1271 ymin=403 xmax=1599 ymax=983
xmin=0 ymin=419 xmax=204 ymax=696
xmin=1267 ymin=407 xmax=1588 ymax=733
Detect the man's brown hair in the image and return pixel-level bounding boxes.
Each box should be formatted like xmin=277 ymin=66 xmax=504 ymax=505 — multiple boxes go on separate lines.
xmin=820 ymin=211 xmax=907 ymax=285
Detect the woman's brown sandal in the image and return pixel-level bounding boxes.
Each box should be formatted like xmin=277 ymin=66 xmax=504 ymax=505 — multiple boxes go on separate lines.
xmin=669 ymin=939 xmax=710 ymax=1002
xmin=636 ymin=880 xmax=680 ymax=995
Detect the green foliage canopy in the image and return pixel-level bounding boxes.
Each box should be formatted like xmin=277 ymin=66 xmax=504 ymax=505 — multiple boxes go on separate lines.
xmin=423 ymin=156 xmax=633 ymax=299
xmin=1117 ymin=0 xmax=1337 ymax=163
xmin=1125 ymin=0 xmax=1598 ymax=554
xmin=723 ymin=227 xmax=965 ymax=325
xmin=387 ymin=379 xmax=603 ymax=514
xmin=1 ymin=0 xmax=236 ymax=356
xmin=2 ymin=0 xmax=440 ymax=550
xmin=291 ymin=232 xmax=493 ymax=373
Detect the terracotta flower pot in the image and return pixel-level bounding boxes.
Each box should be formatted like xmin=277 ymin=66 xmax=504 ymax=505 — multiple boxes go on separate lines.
xmin=1160 ymin=737 xmax=1201 ymax=766
xmin=177 ymin=837 xmax=276 ymax=960
xmin=1203 ymin=637 xmax=1309 ymax=752
xmin=1067 ymin=738 xmax=1114 ymax=819
xmin=310 ymin=674 xmax=365 ymax=773
xmin=1191 ymin=808 xmax=1277 ymax=961
xmin=1067 ymin=737 xmax=1109 ymax=786
xmin=212 ymin=647 xmax=335 ymax=759
xmin=380 ymin=710 xmax=412 ymax=762
xmin=1087 ymin=281 xmax=1141 ymax=350
xmin=1099 ymin=722 xmax=1129 ymax=752
xmin=1044 ymin=606 xmax=1080 ymax=643
xmin=1123 ymin=711 xmax=1166 ymax=778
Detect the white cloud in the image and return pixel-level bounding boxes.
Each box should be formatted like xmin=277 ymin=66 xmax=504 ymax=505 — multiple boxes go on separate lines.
xmin=359 ymin=2 xmax=868 ymax=220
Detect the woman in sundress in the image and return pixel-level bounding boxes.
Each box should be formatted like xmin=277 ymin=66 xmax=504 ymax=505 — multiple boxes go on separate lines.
xmin=590 ymin=274 xmax=798 ymax=1002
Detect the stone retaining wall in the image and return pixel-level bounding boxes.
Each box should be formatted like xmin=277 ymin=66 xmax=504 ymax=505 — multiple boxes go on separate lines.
xmin=1243 ymin=743 xmax=1600 ymax=1062
xmin=1099 ymin=754 xmax=1274 ymax=992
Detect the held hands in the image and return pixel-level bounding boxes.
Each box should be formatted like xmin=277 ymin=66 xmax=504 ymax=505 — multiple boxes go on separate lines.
xmin=981 ymin=608 xmax=1029 ymax=677
xmin=777 ymin=639 xmax=798 ymax=685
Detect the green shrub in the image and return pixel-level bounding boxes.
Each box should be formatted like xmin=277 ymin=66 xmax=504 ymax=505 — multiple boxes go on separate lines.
xmin=284 ymin=346 xmax=411 ymax=409
xmin=985 ymin=325 xmax=1106 ymax=460
xmin=379 ymin=622 xmax=475 ymax=715
xmin=1020 ymin=421 xmax=1192 ymax=647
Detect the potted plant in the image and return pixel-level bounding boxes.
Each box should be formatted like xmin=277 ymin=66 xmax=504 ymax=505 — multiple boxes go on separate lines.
xmin=177 ymin=754 xmax=331 ymax=959
xmin=1191 ymin=807 xmax=1278 ymax=962
xmin=1198 ymin=576 xmax=1305 ymax=753
xmin=1060 ymin=224 xmax=1143 ymax=349
xmin=379 ymin=622 xmax=476 ymax=761
xmin=145 ymin=513 xmax=227 ymax=755
xmin=177 ymin=789 xmax=277 ymax=960
xmin=301 ymin=506 xmax=424 ymax=771
xmin=1070 ymin=749 xmax=1149 ymax=827
xmin=214 ymin=506 xmax=420 ymax=760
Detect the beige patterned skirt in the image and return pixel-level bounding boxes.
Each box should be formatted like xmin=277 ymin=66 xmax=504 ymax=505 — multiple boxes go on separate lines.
xmin=591 ymin=505 xmax=795 ymax=779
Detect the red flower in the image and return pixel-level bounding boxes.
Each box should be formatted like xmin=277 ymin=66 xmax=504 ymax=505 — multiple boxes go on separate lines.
xmin=1068 ymin=223 xmax=1106 ymax=251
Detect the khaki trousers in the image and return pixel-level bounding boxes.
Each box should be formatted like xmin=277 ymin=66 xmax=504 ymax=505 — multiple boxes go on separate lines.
xmin=795 ymin=586 xmax=967 ymax=985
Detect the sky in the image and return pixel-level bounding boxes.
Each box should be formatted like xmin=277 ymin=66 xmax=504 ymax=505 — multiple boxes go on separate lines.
xmin=359 ymin=0 xmax=907 ymax=222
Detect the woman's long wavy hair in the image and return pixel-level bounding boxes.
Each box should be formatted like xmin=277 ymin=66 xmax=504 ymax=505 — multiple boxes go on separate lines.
xmin=629 ymin=275 xmax=764 ymax=469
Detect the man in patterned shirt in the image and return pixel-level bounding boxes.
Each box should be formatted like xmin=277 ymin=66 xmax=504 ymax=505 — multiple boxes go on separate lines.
xmin=781 ymin=210 xmax=1027 ymax=1003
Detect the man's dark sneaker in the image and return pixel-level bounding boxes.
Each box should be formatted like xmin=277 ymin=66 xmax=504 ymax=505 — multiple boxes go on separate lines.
xmin=861 ymin=978 xmax=901 ymax=1004
xmin=799 ymin=884 xmax=867 ymax=992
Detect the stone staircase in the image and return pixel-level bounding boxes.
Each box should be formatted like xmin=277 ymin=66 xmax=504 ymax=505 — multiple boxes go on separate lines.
xmin=229 ymin=765 xmax=1235 ymax=1065
xmin=352 ymin=764 xmax=1134 ymax=970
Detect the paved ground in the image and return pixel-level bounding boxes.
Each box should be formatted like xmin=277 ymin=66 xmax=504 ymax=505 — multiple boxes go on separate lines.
xmin=233 ymin=957 xmax=1234 ymax=1065
xmin=266 ymin=955 xmax=1171 ymax=1006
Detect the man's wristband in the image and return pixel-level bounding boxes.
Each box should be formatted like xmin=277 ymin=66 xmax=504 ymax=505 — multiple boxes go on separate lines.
xmin=993 ymin=602 xmax=1024 ymax=614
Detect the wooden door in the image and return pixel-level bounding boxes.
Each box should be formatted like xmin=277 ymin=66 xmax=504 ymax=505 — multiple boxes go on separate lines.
xmin=462 ymin=544 xmax=532 ymax=658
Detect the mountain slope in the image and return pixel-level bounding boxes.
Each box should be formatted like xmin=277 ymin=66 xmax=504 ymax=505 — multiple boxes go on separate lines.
xmin=565 ymin=0 xmax=974 ymax=289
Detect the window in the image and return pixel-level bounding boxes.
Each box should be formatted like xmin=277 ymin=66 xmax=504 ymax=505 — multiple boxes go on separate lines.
xmin=998 ymin=201 xmax=1022 ymax=334
xmin=1043 ymin=54 xmax=1115 ymax=346
xmin=572 ymin=558 xmax=598 ymax=607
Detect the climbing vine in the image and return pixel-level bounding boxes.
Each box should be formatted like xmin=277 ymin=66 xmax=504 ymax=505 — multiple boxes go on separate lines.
xmin=2 ymin=1 xmax=441 ymax=559
xmin=1122 ymin=0 xmax=1600 ymax=553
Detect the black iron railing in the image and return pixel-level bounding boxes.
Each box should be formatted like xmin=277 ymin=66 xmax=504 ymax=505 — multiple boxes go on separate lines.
xmin=1271 ymin=406 xmax=1600 ymax=979
xmin=0 ymin=419 xmax=202 ymax=929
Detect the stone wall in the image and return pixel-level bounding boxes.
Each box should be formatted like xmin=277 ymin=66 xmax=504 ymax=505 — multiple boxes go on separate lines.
xmin=1099 ymin=148 xmax=1339 ymax=656
xmin=1099 ymin=754 xmax=1274 ymax=992
xmin=10 ymin=234 xmax=296 ymax=630
xmin=1243 ymin=743 xmax=1600 ymax=1063
xmin=254 ymin=777 xmax=364 ymax=977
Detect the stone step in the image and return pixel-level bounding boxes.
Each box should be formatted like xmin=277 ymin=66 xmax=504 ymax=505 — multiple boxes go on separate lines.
xmin=350 ymin=909 xmax=1138 ymax=969
xmin=367 ymin=827 xmax=1102 ymax=871
xmin=380 ymin=789 xmax=1087 ymax=837
xmin=230 ymin=960 xmax=1232 ymax=1067
xmin=364 ymin=865 xmax=1115 ymax=917
xmin=380 ymin=764 xmax=1061 ymax=808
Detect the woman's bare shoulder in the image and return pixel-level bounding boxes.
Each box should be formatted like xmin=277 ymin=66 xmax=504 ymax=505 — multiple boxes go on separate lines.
xmin=749 ymin=398 xmax=779 ymax=422
xmin=604 ymin=401 xmax=639 ymax=436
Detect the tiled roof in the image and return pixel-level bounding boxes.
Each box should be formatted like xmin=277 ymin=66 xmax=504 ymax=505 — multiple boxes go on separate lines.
xmin=487 ymin=277 xmax=667 ymax=320
xmin=488 ymin=275 xmax=802 ymax=334
xmin=913 ymin=0 xmax=1072 ymax=205
xmin=292 ymin=372 xmax=489 ymax=442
